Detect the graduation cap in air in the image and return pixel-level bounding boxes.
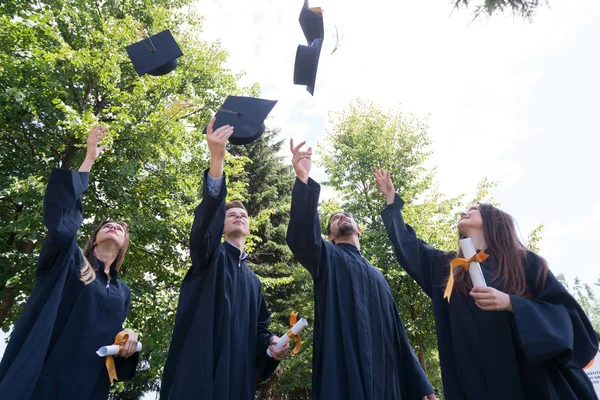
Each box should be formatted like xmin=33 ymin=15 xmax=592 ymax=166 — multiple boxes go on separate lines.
xmin=294 ymin=1 xmax=324 ymax=96
xmin=299 ymin=0 xmax=324 ymax=45
xmin=293 ymin=39 xmax=323 ymax=96
xmin=126 ymin=29 xmax=183 ymax=76
xmin=203 ymin=96 xmax=278 ymax=145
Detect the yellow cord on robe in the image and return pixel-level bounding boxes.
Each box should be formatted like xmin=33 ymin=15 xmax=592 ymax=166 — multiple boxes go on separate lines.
xmin=444 ymin=250 xmax=489 ymax=302
xmin=105 ymin=331 xmax=129 ymax=384
xmin=288 ymin=312 xmax=303 ymax=355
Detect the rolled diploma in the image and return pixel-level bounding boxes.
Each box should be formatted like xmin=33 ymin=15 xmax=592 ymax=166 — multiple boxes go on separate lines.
xmin=96 ymin=342 xmax=142 ymax=357
xmin=459 ymin=238 xmax=487 ymax=287
xmin=266 ymin=317 xmax=309 ymax=357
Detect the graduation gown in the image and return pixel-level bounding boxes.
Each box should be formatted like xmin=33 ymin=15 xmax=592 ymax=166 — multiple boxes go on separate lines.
xmin=286 ymin=178 xmax=434 ymax=400
xmin=382 ymin=193 xmax=599 ymax=400
xmin=0 ymin=168 xmax=138 ymax=400
xmin=160 ymin=170 xmax=278 ymax=400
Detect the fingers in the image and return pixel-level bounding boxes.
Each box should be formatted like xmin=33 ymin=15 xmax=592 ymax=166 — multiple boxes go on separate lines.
xmin=206 ymin=117 xmax=216 ymax=135
xmin=292 ymin=151 xmax=312 ymax=164
xmin=268 ymin=345 xmax=281 ymax=360
xmin=469 ymin=292 xmax=492 ymax=300
xmin=290 ymin=139 xmax=307 ymax=155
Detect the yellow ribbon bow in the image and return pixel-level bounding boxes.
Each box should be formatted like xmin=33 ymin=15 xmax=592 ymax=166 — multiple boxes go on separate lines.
xmin=444 ymin=250 xmax=489 ymax=302
xmin=105 ymin=331 xmax=129 ymax=384
xmin=288 ymin=312 xmax=303 ymax=355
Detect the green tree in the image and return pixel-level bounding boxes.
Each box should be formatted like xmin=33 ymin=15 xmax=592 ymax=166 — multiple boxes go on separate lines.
xmin=557 ymin=274 xmax=600 ymax=333
xmin=454 ymin=0 xmax=547 ymax=20
xmin=0 ymin=1 xmax=256 ymax=397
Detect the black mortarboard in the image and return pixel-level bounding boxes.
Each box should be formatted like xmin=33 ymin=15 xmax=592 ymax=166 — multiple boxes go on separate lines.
xmin=203 ymin=96 xmax=278 ymax=145
xmin=126 ymin=29 xmax=183 ymax=76
xmin=294 ymin=39 xmax=323 ymax=96
xmin=299 ymin=0 xmax=324 ymax=45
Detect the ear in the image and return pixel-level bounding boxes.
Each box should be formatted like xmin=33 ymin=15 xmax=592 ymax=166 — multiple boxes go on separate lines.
xmin=328 ymin=233 xmax=335 ymax=243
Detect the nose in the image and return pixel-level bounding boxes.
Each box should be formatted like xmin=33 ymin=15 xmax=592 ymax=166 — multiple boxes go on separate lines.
xmin=460 ymin=211 xmax=467 ymax=218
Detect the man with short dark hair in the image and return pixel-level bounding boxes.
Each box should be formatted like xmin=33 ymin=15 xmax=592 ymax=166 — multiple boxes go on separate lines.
xmin=286 ymin=139 xmax=436 ymax=400
xmin=160 ymin=118 xmax=288 ymax=399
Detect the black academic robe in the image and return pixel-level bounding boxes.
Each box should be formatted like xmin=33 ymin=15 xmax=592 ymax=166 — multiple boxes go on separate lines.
xmin=382 ymin=193 xmax=599 ymax=400
xmin=160 ymin=170 xmax=278 ymax=400
xmin=0 ymin=168 xmax=138 ymax=400
xmin=286 ymin=178 xmax=434 ymax=400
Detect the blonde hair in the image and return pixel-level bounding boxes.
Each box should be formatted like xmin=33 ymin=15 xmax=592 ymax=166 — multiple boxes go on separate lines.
xmin=79 ymin=220 xmax=130 ymax=285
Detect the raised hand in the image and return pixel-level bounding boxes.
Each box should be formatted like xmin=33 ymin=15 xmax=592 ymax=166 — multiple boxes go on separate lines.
xmin=79 ymin=125 xmax=108 ymax=172
xmin=290 ymin=138 xmax=312 ymax=184
xmin=373 ymin=168 xmax=396 ymax=205
xmin=206 ymin=117 xmax=234 ymax=178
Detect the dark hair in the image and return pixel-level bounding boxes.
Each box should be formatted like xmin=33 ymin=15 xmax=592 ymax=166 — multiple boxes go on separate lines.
xmin=226 ymin=201 xmax=247 ymax=212
xmin=449 ymin=203 xmax=548 ymax=298
xmin=80 ymin=220 xmax=130 ymax=284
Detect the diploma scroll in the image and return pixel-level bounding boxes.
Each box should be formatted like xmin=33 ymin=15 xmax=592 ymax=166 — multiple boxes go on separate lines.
xmin=96 ymin=342 xmax=142 ymax=357
xmin=267 ymin=317 xmax=308 ymax=357
xmin=459 ymin=238 xmax=487 ymax=287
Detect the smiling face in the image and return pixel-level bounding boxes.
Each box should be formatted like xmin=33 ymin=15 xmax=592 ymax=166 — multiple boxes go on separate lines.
xmin=223 ymin=205 xmax=250 ymax=239
xmin=457 ymin=205 xmax=484 ymax=236
xmin=95 ymin=221 xmax=128 ymax=248
xmin=327 ymin=211 xmax=360 ymax=242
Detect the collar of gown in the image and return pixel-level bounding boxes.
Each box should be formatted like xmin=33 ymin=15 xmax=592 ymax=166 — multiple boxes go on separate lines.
xmin=335 ymin=242 xmax=361 ymax=254
xmin=224 ymin=241 xmax=249 ymax=261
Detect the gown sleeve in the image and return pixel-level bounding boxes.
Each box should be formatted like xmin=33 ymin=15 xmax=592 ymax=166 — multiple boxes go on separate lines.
xmin=381 ymin=194 xmax=449 ymax=298
xmin=510 ymin=252 xmax=599 ymax=368
xmin=254 ymin=287 xmax=279 ymax=381
xmin=286 ymin=178 xmax=327 ymax=279
xmin=190 ymin=169 xmax=227 ymax=272
xmin=37 ymin=168 xmax=89 ymax=272
xmin=399 ymin=323 xmax=436 ymax=399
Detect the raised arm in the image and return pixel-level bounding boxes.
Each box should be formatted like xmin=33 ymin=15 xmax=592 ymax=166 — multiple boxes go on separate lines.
xmin=375 ymin=168 xmax=447 ymax=298
xmin=189 ymin=118 xmax=234 ymax=271
xmin=285 ymin=139 xmax=326 ymax=278
xmin=37 ymin=126 xmax=107 ymax=271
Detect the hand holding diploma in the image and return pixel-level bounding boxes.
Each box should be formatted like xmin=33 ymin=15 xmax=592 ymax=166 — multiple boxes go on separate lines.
xmin=97 ymin=329 xmax=141 ymax=383
xmin=267 ymin=312 xmax=309 ymax=359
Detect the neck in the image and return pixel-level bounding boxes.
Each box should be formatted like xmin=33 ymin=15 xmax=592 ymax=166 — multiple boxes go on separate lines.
xmin=224 ymin=235 xmax=246 ymax=256
xmin=93 ymin=245 xmax=120 ymax=274
xmin=334 ymin=235 xmax=361 ymax=250
xmin=463 ymin=230 xmax=487 ymax=252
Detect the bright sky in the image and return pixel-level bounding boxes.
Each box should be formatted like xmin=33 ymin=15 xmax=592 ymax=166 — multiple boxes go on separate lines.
xmin=195 ymin=0 xmax=600 ymax=287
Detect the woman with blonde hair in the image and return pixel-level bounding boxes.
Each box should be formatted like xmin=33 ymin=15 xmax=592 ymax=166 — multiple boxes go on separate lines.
xmin=0 ymin=126 xmax=140 ymax=399
xmin=375 ymin=167 xmax=598 ymax=400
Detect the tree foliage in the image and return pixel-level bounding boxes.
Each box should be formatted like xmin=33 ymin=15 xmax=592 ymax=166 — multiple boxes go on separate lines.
xmin=0 ymin=0 xmax=257 ymax=397
xmin=454 ymin=0 xmax=548 ymax=20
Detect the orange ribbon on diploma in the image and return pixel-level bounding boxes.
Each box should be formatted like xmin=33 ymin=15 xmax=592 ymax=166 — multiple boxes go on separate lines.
xmin=104 ymin=331 xmax=129 ymax=383
xmin=444 ymin=250 xmax=489 ymax=302
xmin=288 ymin=312 xmax=303 ymax=355
xmin=267 ymin=312 xmax=309 ymax=358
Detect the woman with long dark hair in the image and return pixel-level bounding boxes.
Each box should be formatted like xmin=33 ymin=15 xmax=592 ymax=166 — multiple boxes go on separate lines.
xmin=374 ymin=167 xmax=598 ymax=400
xmin=0 ymin=126 xmax=139 ymax=399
